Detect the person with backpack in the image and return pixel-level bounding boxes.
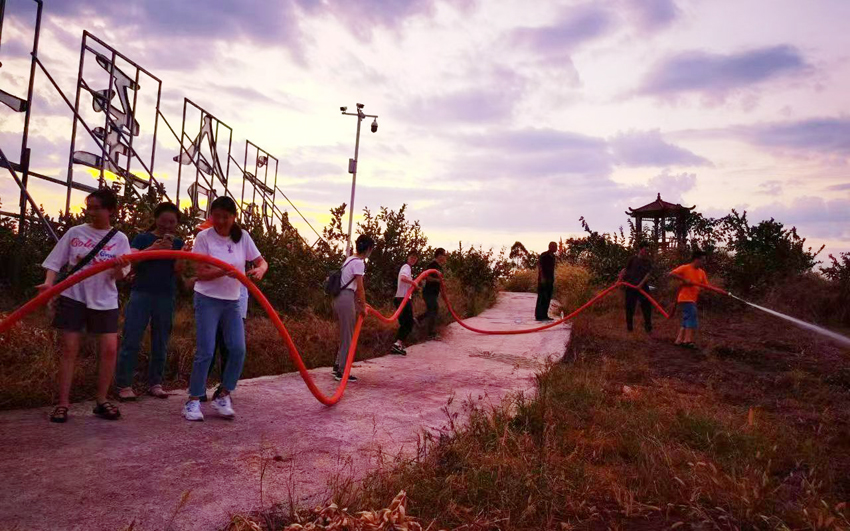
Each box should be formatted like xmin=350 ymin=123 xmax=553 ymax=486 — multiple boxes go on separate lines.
xmin=38 ymin=188 xmax=132 ymax=423
xmin=115 ymin=202 xmax=185 ymax=402
xmin=332 ymin=235 xmax=375 ymax=382
xmin=391 ymin=250 xmax=419 ymax=356
xmin=182 ymin=197 xmax=267 ymax=422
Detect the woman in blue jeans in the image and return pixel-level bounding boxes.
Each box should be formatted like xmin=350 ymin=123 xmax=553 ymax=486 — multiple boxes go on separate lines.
xmin=116 ymin=202 xmax=185 ymax=401
xmin=183 ymin=196 xmax=267 ymax=421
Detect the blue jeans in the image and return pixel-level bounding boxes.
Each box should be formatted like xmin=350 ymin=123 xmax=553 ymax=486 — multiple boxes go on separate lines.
xmin=680 ymin=302 xmax=699 ymax=329
xmin=116 ymin=290 xmax=175 ymax=388
xmin=189 ymin=292 xmax=246 ymax=397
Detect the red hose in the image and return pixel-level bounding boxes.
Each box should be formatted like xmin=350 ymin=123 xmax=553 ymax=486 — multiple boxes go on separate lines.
xmin=0 ymin=251 xmax=723 ymax=405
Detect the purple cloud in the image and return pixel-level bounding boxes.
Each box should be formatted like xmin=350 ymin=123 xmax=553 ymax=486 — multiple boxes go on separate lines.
xmin=748 ymin=196 xmax=850 ymax=240
xmin=742 ymin=117 xmax=850 ymax=157
xmin=826 ymin=183 xmax=850 ymax=192
xmin=511 ymin=4 xmax=614 ymax=56
xmin=610 ymin=130 xmax=711 ymax=167
xmin=620 ymin=0 xmax=680 ymax=32
xmin=639 ymin=45 xmax=808 ymax=98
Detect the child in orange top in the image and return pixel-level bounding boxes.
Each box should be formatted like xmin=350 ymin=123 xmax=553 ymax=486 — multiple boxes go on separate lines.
xmin=669 ymin=250 xmax=710 ymax=348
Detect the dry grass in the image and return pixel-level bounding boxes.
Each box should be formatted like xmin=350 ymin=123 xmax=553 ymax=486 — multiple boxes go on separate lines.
xmin=236 ymin=286 xmax=850 ymax=530
xmin=0 ymin=281 xmax=488 ymax=409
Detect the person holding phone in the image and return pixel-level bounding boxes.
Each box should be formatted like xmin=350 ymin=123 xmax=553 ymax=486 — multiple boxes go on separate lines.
xmin=115 ymin=202 xmax=186 ymax=401
xmin=38 ymin=188 xmax=131 ymax=423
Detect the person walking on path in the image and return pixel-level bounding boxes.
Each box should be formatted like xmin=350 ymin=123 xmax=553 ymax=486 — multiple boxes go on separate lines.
xmin=116 ymin=202 xmax=186 ymax=402
xmin=418 ymin=248 xmax=447 ymax=339
xmin=38 ymin=188 xmax=131 ymax=423
xmin=391 ymin=250 xmax=419 ymax=356
xmin=182 ymin=197 xmax=267 ymax=422
xmin=669 ymin=250 xmax=711 ymax=349
xmin=333 ymin=235 xmax=375 ymax=381
xmin=618 ymin=241 xmax=654 ymax=335
xmin=535 ymin=242 xmax=557 ymax=321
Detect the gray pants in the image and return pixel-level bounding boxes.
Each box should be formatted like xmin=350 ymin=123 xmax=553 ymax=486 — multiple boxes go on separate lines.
xmin=334 ymin=289 xmax=357 ymax=370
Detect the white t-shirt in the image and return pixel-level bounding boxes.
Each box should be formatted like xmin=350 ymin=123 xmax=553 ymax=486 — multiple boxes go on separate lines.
xmin=340 ymin=257 xmax=365 ymax=292
xmin=42 ymin=224 xmax=131 ymax=310
xmin=395 ymin=263 xmax=413 ymax=298
xmin=193 ymin=228 xmax=262 ymax=301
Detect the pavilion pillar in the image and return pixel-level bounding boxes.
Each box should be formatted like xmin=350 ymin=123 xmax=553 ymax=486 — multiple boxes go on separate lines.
xmin=636 ymin=216 xmax=643 ymax=241
xmin=661 ymin=217 xmax=667 ymax=248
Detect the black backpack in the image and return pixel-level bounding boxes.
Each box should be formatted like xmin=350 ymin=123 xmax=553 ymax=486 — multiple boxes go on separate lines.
xmin=323 ymin=258 xmax=362 ymax=296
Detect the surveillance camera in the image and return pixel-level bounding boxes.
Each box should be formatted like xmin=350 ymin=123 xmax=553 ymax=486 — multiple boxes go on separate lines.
xmin=340 ymin=106 xmax=347 ymax=112
xmin=371 ymin=119 xmax=378 ymax=133
xmin=356 ymin=103 xmax=365 ymax=109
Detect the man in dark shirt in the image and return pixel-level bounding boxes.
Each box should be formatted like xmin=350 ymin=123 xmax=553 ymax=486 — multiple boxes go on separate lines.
xmin=618 ymin=241 xmax=653 ymax=334
xmin=418 ymin=247 xmax=447 ymax=339
xmin=535 ymin=242 xmax=558 ymax=321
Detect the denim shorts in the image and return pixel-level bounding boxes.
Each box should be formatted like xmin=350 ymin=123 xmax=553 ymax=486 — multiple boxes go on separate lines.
xmin=680 ymin=302 xmax=698 ymax=329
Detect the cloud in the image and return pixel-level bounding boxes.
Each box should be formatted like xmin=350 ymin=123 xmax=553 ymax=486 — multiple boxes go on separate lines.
xmin=644 ymin=171 xmax=697 ymax=202
xmin=740 ymin=117 xmax=850 ymax=158
xmin=826 ymin=183 xmax=850 ymax=192
xmin=397 ymin=68 xmax=526 ymax=125
xmin=638 ymin=45 xmax=808 ymax=99
xmin=619 ymin=0 xmax=680 ymax=32
xmin=610 ymin=130 xmax=711 ymax=167
xmin=510 ymin=4 xmax=614 ymax=57
xmin=748 ymin=196 xmax=850 ymax=241
xmin=298 ymin=0 xmax=476 ymax=41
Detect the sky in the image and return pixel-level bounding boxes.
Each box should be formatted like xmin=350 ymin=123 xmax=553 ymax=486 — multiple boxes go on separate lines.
xmin=0 ymin=0 xmax=848 ymax=257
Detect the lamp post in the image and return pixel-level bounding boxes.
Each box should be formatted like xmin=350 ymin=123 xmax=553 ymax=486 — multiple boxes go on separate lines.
xmin=340 ymin=103 xmax=378 ymax=256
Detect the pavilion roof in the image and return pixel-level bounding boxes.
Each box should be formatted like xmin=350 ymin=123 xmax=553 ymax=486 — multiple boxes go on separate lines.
xmin=626 ymin=193 xmax=695 ymax=217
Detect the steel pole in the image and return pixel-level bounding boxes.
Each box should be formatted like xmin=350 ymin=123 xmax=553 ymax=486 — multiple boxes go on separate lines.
xmin=345 ymin=114 xmax=362 ymax=256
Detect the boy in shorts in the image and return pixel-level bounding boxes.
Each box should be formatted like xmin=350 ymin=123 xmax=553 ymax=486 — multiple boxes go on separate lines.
xmin=669 ymin=250 xmax=710 ymax=348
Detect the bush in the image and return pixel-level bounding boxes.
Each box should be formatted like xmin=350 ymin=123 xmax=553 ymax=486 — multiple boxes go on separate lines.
xmin=718 ymin=210 xmax=822 ymax=295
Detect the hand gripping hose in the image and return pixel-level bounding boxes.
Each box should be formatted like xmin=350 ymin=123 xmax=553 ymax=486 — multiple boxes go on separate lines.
xmin=0 ymin=251 xmax=726 ymax=405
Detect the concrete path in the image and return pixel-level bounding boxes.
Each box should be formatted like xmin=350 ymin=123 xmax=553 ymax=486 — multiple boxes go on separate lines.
xmin=0 ymin=293 xmax=569 ymax=531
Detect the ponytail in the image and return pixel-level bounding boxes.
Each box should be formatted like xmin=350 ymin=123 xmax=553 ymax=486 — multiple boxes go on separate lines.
xmin=230 ymin=223 xmax=243 ymax=243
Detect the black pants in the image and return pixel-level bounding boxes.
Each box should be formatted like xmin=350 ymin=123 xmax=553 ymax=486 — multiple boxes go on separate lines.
xmin=419 ymin=290 xmax=440 ymax=337
xmin=535 ymin=281 xmax=554 ymax=320
xmin=395 ymin=297 xmax=414 ymax=342
xmin=625 ymin=288 xmax=652 ymax=332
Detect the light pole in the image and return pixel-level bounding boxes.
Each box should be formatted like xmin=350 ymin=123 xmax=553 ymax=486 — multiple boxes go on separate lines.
xmin=340 ymin=103 xmax=378 ymax=256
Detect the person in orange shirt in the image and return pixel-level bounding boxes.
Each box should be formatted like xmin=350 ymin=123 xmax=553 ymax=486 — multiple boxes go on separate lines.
xmin=669 ymin=250 xmax=710 ymax=348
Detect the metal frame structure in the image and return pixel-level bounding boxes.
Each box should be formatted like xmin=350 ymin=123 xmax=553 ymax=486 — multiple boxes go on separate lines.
xmin=0 ymin=0 xmax=328 ymax=256
xmin=67 ymin=31 xmax=166 ymax=212
xmin=172 ymin=98 xmax=235 ymax=223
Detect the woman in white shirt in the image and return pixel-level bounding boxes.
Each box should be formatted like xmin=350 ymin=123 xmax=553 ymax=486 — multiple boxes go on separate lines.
xmin=333 ymin=235 xmax=375 ymax=382
xmin=182 ymin=197 xmax=268 ymax=422
xmin=38 ymin=189 xmax=131 ymax=423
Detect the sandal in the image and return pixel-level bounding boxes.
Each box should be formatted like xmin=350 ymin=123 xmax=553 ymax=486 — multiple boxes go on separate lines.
xmin=93 ymin=401 xmax=121 ymax=420
xmin=681 ymin=342 xmax=698 ymax=350
xmin=50 ymin=406 xmax=69 ymax=423
xmin=118 ymin=387 xmax=138 ymax=402
xmin=147 ymin=385 xmax=169 ymax=399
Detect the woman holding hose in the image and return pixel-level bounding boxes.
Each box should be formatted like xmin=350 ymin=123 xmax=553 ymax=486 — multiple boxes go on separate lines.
xmin=183 ymin=196 xmax=267 ymax=421
xmin=39 ymin=188 xmax=131 ymax=423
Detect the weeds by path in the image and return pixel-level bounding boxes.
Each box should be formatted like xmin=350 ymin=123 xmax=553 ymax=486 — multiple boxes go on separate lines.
xmin=239 ymin=298 xmax=850 ymax=530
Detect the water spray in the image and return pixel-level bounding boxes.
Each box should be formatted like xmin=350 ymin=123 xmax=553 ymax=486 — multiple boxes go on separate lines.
xmin=727 ymin=292 xmax=850 ymax=348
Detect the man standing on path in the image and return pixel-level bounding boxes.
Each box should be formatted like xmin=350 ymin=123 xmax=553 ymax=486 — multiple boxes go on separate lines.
xmin=618 ymin=241 xmax=653 ymax=335
xmin=535 ymin=242 xmax=557 ymax=321
xmin=391 ymin=250 xmax=419 ymax=355
xmin=419 ymin=248 xmax=447 ymax=340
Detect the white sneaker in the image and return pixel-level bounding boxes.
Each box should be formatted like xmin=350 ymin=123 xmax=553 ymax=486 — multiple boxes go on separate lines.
xmin=211 ymin=394 xmax=235 ymax=419
xmin=183 ymin=399 xmax=204 ymax=421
